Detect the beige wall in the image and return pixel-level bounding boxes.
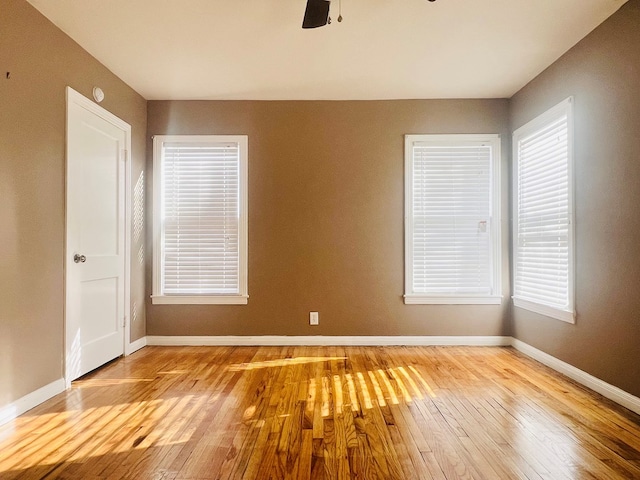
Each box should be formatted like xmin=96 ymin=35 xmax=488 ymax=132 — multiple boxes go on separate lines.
xmin=0 ymin=0 xmax=147 ymax=408
xmin=510 ymin=0 xmax=640 ymax=397
xmin=146 ymin=100 xmax=511 ymax=337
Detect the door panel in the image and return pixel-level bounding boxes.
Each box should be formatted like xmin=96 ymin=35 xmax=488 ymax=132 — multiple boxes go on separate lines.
xmin=80 ymin=278 xmax=118 ymax=342
xmin=66 ymin=89 xmax=129 ymax=381
xmin=79 ymin=124 xmax=120 ymax=255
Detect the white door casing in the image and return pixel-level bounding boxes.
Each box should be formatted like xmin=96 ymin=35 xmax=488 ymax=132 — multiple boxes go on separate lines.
xmin=65 ymin=87 xmax=131 ymax=384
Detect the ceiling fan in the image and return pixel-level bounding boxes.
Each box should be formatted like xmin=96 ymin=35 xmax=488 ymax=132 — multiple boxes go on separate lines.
xmin=302 ymin=0 xmax=436 ymax=29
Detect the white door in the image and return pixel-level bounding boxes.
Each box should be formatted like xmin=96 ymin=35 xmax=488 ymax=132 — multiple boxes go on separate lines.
xmin=65 ymin=88 xmax=130 ymax=382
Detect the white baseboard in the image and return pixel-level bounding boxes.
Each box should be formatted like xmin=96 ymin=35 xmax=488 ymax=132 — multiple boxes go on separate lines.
xmin=0 ymin=378 xmax=66 ymax=427
xmin=126 ymin=336 xmax=147 ymax=355
xmin=146 ymin=335 xmax=512 ymax=347
xmin=511 ymin=339 xmax=640 ymax=416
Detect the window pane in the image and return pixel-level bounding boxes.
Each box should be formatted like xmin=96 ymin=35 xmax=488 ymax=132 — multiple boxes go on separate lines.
xmin=162 ymin=143 xmax=240 ymax=295
xmin=405 ymin=135 xmax=500 ymax=302
xmin=513 ymin=98 xmax=573 ymax=319
xmin=152 ymin=135 xmax=248 ymax=303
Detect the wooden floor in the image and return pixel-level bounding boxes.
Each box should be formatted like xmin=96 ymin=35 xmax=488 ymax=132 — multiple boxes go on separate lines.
xmin=1 ymin=347 xmax=640 ymax=479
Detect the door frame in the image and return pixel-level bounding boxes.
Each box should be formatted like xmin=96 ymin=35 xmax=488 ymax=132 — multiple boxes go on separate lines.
xmin=64 ymin=86 xmax=132 ymax=388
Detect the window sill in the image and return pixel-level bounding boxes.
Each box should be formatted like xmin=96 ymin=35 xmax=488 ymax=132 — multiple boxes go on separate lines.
xmin=404 ymin=295 xmax=502 ymax=305
xmin=151 ymin=295 xmax=248 ymax=305
xmin=513 ymin=297 xmax=575 ymax=324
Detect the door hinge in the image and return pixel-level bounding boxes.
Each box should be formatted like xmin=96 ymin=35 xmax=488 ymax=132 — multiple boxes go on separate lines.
xmin=123 ymin=316 xmax=127 ymax=328
xmin=123 ymin=149 xmax=128 ymax=162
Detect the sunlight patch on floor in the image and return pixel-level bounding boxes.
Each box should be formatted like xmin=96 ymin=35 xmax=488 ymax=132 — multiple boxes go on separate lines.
xmin=228 ymin=356 xmax=346 ymax=371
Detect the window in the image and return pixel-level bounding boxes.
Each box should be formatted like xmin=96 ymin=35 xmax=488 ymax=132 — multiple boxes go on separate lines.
xmin=404 ymin=134 xmax=501 ymax=304
xmin=513 ymin=98 xmax=574 ymax=323
xmin=152 ymin=135 xmax=248 ymax=304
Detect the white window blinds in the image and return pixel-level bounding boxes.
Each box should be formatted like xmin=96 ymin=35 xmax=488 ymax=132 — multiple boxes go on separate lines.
xmin=513 ymin=99 xmax=574 ymax=322
xmin=152 ymin=135 xmax=248 ymax=304
xmin=405 ymin=135 xmax=501 ymax=304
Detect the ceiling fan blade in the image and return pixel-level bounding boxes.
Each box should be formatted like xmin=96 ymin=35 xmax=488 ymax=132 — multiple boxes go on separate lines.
xmin=302 ymin=0 xmax=331 ymax=29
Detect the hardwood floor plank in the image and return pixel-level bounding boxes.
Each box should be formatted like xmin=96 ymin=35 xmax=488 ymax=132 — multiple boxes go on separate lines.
xmin=388 ymin=422 xmax=433 ymax=480
xmin=297 ymin=429 xmax=313 ymax=480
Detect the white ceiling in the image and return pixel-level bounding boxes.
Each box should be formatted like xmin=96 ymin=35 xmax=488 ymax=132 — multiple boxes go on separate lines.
xmin=27 ymin=0 xmax=627 ymax=100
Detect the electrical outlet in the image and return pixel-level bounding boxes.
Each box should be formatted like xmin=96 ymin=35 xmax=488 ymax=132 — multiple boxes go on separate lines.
xmin=309 ymin=311 xmax=319 ymax=325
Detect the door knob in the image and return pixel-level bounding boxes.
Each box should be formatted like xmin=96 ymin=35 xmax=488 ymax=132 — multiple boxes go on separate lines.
xmin=74 ymin=254 xmax=87 ymax=263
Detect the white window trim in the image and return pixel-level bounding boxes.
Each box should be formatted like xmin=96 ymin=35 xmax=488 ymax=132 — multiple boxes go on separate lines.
xmin=152 ymin=135 xmax=248 ymax=305
xmin=512 ymin=97 xmax=575 ymax=323
xmin=404 ymin=134 xmax=502 ymax=305
xmin=512 ymin=298 xmax=575 ymax=323
xmin=152 ymin=295 xmax=248 ymax=305
xmin=404 ymin=295 xmax=502 ymax=305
